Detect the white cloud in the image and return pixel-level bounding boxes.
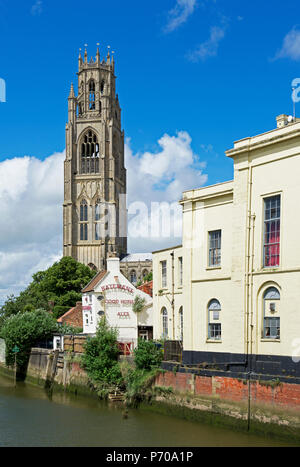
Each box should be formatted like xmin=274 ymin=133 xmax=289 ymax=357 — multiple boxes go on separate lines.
xmin=187 ymin=25 xmax=226 ymax=61
xmin=0 ymin=132 xmax=208 ymax=303
xmin=274 ymin=28 xmax=300 ymax=61
xmin=164 ymin=0 xmax=197 ymax=33
xmin=125 ymin=131 xmax=208 ymax=252
xmin=0 ymin=151 xmax=64 ymax=303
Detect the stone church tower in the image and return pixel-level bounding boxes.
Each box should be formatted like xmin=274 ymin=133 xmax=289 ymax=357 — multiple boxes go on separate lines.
xmin=63 ymin=46 xmax=127 ymax=271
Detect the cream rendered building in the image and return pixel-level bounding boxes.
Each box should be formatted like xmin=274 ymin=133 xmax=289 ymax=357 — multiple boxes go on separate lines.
xmin=153 ymin=245 xmax=183 ymax=341
xmin=154 ymin=114 xmax=300 ymax=378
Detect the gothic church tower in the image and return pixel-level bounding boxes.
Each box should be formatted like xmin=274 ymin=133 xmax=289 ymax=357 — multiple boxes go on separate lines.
xmin=63 ymin=46 xmax=127 ymax=271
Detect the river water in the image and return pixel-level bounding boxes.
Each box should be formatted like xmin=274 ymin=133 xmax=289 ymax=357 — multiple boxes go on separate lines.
xmin=0 ymin=374 xmax=297 ymax=447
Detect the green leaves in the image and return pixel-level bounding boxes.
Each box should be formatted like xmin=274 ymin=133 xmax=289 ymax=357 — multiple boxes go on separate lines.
xmin=133 ymin=339 xmax=163 ymax=371
xmin=133 ymin=296 xmax=146 ymax=314
xmin=0 ymin=256 xmax=95 ymax=324
xmin=81 ymin=319 xmax=122 ymax=387
xmin=1 ymin=309 xmax=57 ymax=372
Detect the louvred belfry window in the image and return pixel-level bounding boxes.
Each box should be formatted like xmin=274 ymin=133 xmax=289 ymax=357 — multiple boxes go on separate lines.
xmin=89 ymin=80 xmax=95 ymax=110
xmin=263 ymin=195 xmax=281 ymax=267
xmin=81 ymin=130 xmax=100 ymax=174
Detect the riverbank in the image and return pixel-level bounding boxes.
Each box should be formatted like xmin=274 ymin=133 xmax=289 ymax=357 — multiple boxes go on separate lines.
xmin=1 ymin=348 xmax=300 ymax=445
xmin=1 ymin=371 xmax=292 ymax=447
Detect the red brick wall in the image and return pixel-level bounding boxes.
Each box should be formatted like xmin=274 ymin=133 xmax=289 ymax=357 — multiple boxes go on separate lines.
xmin=155 ymin=371 xmax=300 ymax=410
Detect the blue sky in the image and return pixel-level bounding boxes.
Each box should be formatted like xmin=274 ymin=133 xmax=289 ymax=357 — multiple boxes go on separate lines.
xmin=1 ymin=0 xmax=300 ymax=302
xmin=1 ymin=0 xmax=300 ymax=181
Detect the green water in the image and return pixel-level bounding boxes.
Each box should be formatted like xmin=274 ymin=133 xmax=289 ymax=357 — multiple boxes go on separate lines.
xmin=0 ymin=374 xmax=297 ymax=447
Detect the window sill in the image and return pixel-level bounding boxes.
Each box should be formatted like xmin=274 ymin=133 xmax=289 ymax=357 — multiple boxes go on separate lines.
xmin=206 ymin=339 xmax=223 ymax=344
xmin=260 ymin=266 xmax=280 ymax=272
xmin=261 ymin=339 xmax=281 ymax=343
xmin=206 ymin=266 xmax=222 ymax=271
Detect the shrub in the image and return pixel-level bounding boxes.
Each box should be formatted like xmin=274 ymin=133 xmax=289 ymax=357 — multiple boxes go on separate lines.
xmin=132 ymin=296 xmax=146 ymax=314
xmin=81 ymin=318 xmax=123 ymax=389
xmin=1 ymin=309 xmax=57 ymax=377
xmin=134 ymin=339 xmax=163 ymax=371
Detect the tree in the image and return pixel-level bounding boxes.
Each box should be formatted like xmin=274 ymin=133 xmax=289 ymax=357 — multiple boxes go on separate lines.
xmin=81 ymin=318 xmax=123 ymax=389
xmin=1 ymin=309 xmax=58 ymax=377
xmin=0 ymin=256 xmax=95 ymax=325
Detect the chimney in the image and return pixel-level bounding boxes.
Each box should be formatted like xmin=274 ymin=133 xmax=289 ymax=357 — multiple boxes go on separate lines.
xmin=106 ymin=257 xmax=120 ymax=274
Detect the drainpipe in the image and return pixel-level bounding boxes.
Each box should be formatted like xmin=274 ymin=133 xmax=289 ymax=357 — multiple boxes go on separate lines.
xmin=245 ymin=162 xmax=253 ymax=367
xmin=245 ymin=160 xmax=255 ymax=430
xmin=170 ymin=251 xmax=175 ymax=340
xmin=250 ymin=213 xmax=256 ymax=368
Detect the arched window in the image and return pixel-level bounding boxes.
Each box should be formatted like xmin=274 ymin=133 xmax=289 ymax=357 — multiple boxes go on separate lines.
xmin=89 ymin=80 xmax=95 ymax=110
xmin=179 ymin=306 xmax=183 ymax=342
xmin=142 ymin=269 xmax=149 ymax=280
xmin=162 ymin=307 xmax=168 ymax=339
xmin=80 ymin=199 xmax=88 ymax=241
xmin=208 ymin=299 xmax=221 ymax=341
xmin=263 ymin=287 xmax=280 ymax=339
xmin=95 ymin=199 xmax=102 ymax=241
xmin=100 ymin=80 xmax=105 ymax=94
xmin=81 ymin=130 xmax=100 ymax=174
xmin=130 ymin=270 xmax=137 ymax=284
xmin=80 ymin=199 xmax=88 ymax=222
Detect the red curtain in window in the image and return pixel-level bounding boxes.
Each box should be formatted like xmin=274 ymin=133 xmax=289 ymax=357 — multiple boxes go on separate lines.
xmin=265 ymin=220 xmax=280 ymax=267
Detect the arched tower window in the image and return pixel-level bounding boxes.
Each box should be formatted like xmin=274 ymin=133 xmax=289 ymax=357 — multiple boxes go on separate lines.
xmin=95 ymin=198 xmax=101 ymax=241
xmin=263 ymin=287 xmax=280 ymax=339
xmin=208 ymin=299 xmax=221 ymax=341
xmin=100 ymin=80 xmax=105 ymax=94
xmin=80 ymin=130 xmax=100 ymax=174
xmin=80 ymin=199 xmax=88 ymax=241
xmin=89 ymin=80 xmax=95 ymax=110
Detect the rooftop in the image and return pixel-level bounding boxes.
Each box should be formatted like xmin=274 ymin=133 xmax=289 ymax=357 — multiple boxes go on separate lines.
xmin=121 ymin=253 xmax=152 ymax=263
xmin=82 ymin=270 xmax=107 ymax=293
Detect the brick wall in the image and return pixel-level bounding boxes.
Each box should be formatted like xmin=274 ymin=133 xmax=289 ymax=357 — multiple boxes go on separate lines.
xmin=156 ymin=370 xmax=300 ymax=411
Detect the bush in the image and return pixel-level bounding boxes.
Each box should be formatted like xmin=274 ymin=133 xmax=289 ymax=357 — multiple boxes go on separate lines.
xmin=1 ymin=309 xmax=57 ymax=377
xmin=133 ymin=339 xmax=163 ymax=371
xmin=81 ymin=319 xmax=123 ymax=389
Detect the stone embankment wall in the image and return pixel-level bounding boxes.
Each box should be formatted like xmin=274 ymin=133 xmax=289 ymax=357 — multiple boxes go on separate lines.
xmin=26 ymin=347 xmax=89 ymax=392
xmin=154 ymin=370 xmax=300 ymax=436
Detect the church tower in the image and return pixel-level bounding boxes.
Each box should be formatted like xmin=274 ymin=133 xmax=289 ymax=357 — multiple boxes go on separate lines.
xmin=63 ymin=46 xmax=127 ymax=271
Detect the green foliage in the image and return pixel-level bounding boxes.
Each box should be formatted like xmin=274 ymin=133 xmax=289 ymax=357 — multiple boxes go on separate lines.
xmin=1 ymin=309 xmax=57 ymax=375
xmin=120 ymin=340 xmax=163 ymax=407
xmin=133 ymin=339 xmax=163 ymax=371
xmin=81 ymin=319 xmax=123 ymax=389
xmin=132 ymin=296 xmax=146 ymax=314
xmin=52 ymin=305 xmax=71 ymax=320
xmin=123 ymin=366 xmax=159 ymax=407
xmin=0 ymin=256 xmax=95 ymax=326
